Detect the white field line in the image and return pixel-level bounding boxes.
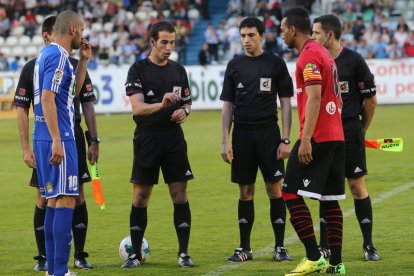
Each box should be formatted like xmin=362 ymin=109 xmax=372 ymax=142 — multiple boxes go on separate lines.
xmin=202 ymin=182 xmax=414 ymax=276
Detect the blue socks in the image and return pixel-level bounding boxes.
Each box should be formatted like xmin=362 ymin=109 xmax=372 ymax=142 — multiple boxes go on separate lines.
xmin=53 ymin=208 xmax=74 ymax=276
xmin=45 ymin=207 xmax=55 ymax=275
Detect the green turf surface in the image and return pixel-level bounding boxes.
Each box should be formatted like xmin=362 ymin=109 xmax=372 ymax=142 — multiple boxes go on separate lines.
xmin=0 ymin=105 xmax=413 ymax=275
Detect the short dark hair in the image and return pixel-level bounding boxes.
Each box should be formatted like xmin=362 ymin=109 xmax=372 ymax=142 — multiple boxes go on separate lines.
xmin=313 ymin=14 xmax=342 ymax=40
xmin=283 ymin=7 xmax=311 ymax=34
xmin=148 ymin=21 xmax=175 ymax=42
xmin=42 ymin=15 xmax=57 ymax=34
xmin=239 ymin=17 xmax=265 ymax=35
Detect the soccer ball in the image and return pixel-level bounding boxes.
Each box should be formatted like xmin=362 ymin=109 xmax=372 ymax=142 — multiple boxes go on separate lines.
xmin=119 ymin=236 xmax=150 ymax=263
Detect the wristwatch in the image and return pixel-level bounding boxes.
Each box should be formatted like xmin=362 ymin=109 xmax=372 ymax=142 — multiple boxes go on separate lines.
xmin=91 ymin=136 xmax=101 ymax=144
xmin=182 ymin=107 xmax=190 ymax=116
xmin=281 ymin=138 xmax=290 ymax=145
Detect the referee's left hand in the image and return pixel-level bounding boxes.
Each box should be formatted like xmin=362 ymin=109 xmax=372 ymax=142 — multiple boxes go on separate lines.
xmin=170 ymin=108 xmax=187 ymax=124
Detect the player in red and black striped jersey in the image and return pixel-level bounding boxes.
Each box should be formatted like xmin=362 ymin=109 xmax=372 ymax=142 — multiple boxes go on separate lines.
xmin=13 ymin=15 xmax=98 ymax=271
xmin=313 ymin=14 xmax=379 ymax=262
xmin=280 ymin=7 xmax=346 ymax=275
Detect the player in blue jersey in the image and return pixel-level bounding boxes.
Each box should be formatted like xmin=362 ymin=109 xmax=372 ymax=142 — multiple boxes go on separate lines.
xmin=14 ymin=15 xmax=98 ymax=271
xmin=33 ymin=10 xmax=91 ymax=276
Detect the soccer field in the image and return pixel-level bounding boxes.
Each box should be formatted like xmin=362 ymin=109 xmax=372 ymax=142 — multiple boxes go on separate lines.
xmin=1 ymin=105 xmax=413 ymax=275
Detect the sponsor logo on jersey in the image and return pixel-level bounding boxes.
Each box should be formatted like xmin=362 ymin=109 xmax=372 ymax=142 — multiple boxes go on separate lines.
xmin=339 ymin=81 xmax=349 ymax=93
xmin=274 ymin=170 xmax=283 ymax=177
xmin=177 ymin=222 xmax=190 ymax=228
xmin=35 ymin=115 xmax=45 ymax=122
xmin=303 ymin=179 xmax=311 ymax=187
xmin=86 ymin=83 xmax=93 ymax=92
xmin=46 ymin=182 xmax=54 ymax=193
xmin=260 ymin=78 xmax=271 ymax=91
xmin=19 ymin=88 xmax=26 ymax=96
xmin=52 ymin=68 xmax=64 ymax=85
xmin=173 ymin=86 xmax=182 ymax=97
xmin=184 ymin=87 xmax=190 ymax=96
xmin=326 ymin=101 xmax=337 ymax=115
xmin=354 ymin=166 xmax=362 ymax=173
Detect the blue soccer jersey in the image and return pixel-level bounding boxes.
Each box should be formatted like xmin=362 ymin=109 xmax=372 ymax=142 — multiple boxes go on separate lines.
xmin=33 ymin=43 xmax=76 ymax=141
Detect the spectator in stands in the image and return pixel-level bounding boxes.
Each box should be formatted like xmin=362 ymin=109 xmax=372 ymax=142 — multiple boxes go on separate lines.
xmin=0 ymin=52 xmax=9 ymax=71
xmin=113 ymin=24 xmax=129 ymax=45
xmin=198 ymin=43 xmax=209 ymax=66
xmin=380 ymin=27 xmax=391 ymax=44
xmin=387 ymin=38 xmax=404 ymax=59
xmin=393 ymin=25 xmax=409 ymax=47
xmin=356 ymin=38 xmax=370 ymax=59
xmin=98 ymin=29 xmax=114 ymax=63
xmin=205 ymin=22 xmax=219 ymax=63
xmin=109 ymin=40 xmax=123 ymax=65
xmin=264 ymin=31 xmax=278 ymax=54
xmin=397 ymin=17 xmax=410 ymax=32
xmin=120 ymin=37 xmax=138 ymax=65
xmin=0 ymin=7 xmax=10 ymax=38
xmin=369 ymin=36 xmax=389 ymax=58
xmin=403 ymin=30 xmax=414 ymax=57
xmin=130 ymin=17 xmax=147 ymax=40
xmin=216 ymin=20 xmax=230 ymax=62
xmin=104 ymin=0 xmax=119 ymax=23
xmin=362 ymin=23 xmax=379 ymax=46
xmin=23 ymin=9 xmax=38 ymax=38
xmin=228 ymin=20 xmax=242 ymax=59
xmin=342 ymin=4 xmax=356 ymax=34
xmin=352 ymin=15 xmax=365 ymax=42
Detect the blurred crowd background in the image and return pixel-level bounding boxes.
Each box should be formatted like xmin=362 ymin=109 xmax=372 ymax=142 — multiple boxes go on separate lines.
xmin=1 ymin=0 xmax=414 ymax=72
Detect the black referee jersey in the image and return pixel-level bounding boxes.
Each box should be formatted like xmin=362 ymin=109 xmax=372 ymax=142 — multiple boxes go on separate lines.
xmin=220 ymin=51 xmax=293 ymax=128
xmin=13 ymin=57 xmax=96 ymax=123
xmin=125 ymin=58 xmax=192 ymax=130
xmin=335 ymin=47 xmax=376 ymax=120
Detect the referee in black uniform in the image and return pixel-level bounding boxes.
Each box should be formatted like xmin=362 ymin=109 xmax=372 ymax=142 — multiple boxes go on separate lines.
xmin=312 ymin=14 xmax=379 ymax=261
xmin=14 ymin=16 xmax=99 ymax=271
xmin=221 ymin=17 xmax=293 ymax=263
xmin=122 ymin=21 xmax=194 ymax=269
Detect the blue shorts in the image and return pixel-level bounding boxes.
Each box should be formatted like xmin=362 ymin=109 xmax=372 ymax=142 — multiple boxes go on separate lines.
xmin=34 ymin=140 xmax=79 ymax=199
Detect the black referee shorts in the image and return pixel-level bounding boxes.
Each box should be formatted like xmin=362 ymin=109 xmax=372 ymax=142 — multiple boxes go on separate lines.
xmin=130 ymin=127 xmax=194 ymax=185
xmin=231 ymin=124 xmax=285 ymax=184
xmin=29 ymin=123 xmax=91 ymax=187
xmin=343 ymin=119 xmax=367 ymax=179
xmin=282 ymin=140 xmax=345 ymax=201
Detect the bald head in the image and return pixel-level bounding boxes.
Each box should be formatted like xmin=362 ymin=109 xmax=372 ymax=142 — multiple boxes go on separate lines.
xmin=54 ymin=10 xmax=85 ymax=50
xmin=54 ymin=10 xmax=83 ymax=36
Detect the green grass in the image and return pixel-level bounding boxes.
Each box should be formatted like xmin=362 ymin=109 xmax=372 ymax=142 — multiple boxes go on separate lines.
xmin=0 ymin=105 xmax=413 ymax=275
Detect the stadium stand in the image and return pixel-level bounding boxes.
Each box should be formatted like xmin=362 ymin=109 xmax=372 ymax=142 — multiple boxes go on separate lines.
xmin=0 ymin=0 xmax=414 ymax=71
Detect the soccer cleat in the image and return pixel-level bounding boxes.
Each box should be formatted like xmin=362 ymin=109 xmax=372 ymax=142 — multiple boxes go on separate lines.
xmin=363 ymin=245 xmax=380 ymax=261
xmin=285 ymin=255 xmax=326 ymax=276
xmin=273 ymin=246 xmax=292 ymax=261
xmin=321 ymin=262 xmax=346 ymax=274
xmin=64 ymin=270 xmax=77 ymax=276
xmin=318 ymin=246 xmax=331 ymax=259
xmin=226 ymin=248 xmax=253 ymax=263
xmin=74 ymin=251 xmax=93 ymax=269
xmin=177 ymin=253 xmax=194 ymax=267
xmin=121 ymin=254 xmax=141 ymax=268
xmin=33 ymin=255 xmax=48 ymax=271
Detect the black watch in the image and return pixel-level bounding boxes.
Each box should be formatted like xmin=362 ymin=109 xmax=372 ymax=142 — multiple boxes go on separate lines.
xmin=281 ymin=138 xmax=290 ymax=145
xmin=182 ymin=107 xmax=190 ymax=116
xmin=91 ymin=136 xmax=101 ymax=143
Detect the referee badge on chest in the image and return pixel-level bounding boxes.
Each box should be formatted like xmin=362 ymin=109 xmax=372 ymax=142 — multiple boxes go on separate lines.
xmin=173 ymin=86 xmax=182 ymax=98
xmin=259 ymin=78 xmax=271 ymax=93
xmin=339 ymin=81 xmax=349 ymax=93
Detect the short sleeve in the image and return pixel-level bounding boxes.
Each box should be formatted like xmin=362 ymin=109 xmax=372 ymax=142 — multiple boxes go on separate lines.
xmin=220 ymin=61 xmax=235 ymax=102
xmin=354 ymin=53 xmax=376 ymax=97
xmin=125 ymin=63 xmax=143 ymax=96
xmin=13 ymin=60 xmax=34 ymax=108
xmin=274 ymin=57 xmax=294 ymax=98
xmin=79 ymin=71 xmax=96 ymax=103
